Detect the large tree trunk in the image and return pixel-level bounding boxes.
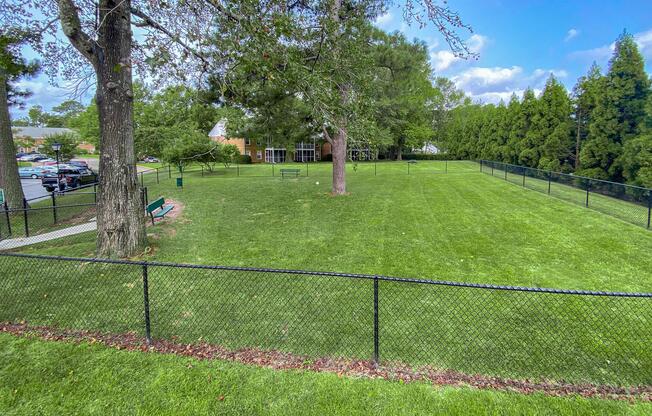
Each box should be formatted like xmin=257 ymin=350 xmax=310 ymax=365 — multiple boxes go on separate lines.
xmin=331 ymin=127 xmax=347 ymax=195
xmin=94 ymin=0 xmax=146 ymax=257
xmin=0 ymin=75 xmax=26 ymax=209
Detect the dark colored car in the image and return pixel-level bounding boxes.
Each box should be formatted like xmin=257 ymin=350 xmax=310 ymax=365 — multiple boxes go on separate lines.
xmin=69 ymin=160 xmax=89 ymax=169
xmin=42 ymin=167 xmax=98 ymax=192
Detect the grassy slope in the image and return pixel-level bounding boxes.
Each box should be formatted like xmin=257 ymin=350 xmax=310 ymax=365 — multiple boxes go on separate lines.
xmin=22 ymin=161 xmax=652 ymax=291
xmin=0 ymin=333 xmax=648 ymax=416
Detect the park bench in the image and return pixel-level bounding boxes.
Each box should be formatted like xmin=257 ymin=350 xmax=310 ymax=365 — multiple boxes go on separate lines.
xmin=146 ymin=197 xmax=174 ymax=225
xmin=280 ymin=168 xmax=300 ymax=178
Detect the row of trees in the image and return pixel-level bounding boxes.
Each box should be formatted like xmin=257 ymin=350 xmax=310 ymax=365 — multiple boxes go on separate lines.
xmin=440 ymin=33 xmax=652 ymax=188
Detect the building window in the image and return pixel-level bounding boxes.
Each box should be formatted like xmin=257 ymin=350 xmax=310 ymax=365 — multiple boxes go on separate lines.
xmin=265 ymin=148 xmax=286 ymax=163
xmin=245 ymin=150 xmax=251 ymax=156
xmin=294 ymin=142 xmax=316 ymax=162
xmin=245 ymin=138 xmax=251 ymax=145
xmin=257 ymin=150 xmax=262 ymax=160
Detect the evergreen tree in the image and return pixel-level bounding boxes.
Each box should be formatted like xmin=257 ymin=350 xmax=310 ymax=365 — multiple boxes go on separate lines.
xmin=581 ymin=32 xmax=651 ymax=180
xmin=537 ymin=75 xmax=574 ymax=171
xmin=514 ymin=89 xmax=539 ymax=166
xmin=571 ymin=63 xmax=602 ymax=169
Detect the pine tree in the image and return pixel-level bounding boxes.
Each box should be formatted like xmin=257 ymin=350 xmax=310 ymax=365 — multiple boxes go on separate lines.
xmin=515 ymin=89 xmax=539 ymax=167
xmin=537 ymin=75 xmax=574 ymax=171
xmin=571 ymin=63 xmax=602 ymax=169
xmin=581 ymin=32 xmax=651 ymax=181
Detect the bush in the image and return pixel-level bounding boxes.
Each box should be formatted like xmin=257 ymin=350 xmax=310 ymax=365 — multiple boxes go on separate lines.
xmin=238 ymin=155 xmax=252 ymax=164
xmin=401 ymin=153 xmax=450 ymax=161
xmin=322 ymin=154 xmax=332 ymax=162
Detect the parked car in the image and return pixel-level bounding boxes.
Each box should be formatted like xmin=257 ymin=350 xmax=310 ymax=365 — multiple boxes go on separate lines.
xmin=42 ymin=167 xmax=98 ymax=192
xmin=19 ymin=153 xmax=45 ymax=162
xmin=142 ymin=156 xmax=160 ymax=163
xmin=16 ymin=152 xmax=27 ymax=159
xmin=18 ymin=167 xmax=49 ymax=179
xmin=69 ymin=160 xmax=89 ymax=169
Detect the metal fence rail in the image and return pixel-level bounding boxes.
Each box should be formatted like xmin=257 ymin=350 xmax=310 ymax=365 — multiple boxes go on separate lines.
xmin=480 ymin=160 xmax=652 ymax=229
xmin=0 ymin=252 xmax=649 ymax=387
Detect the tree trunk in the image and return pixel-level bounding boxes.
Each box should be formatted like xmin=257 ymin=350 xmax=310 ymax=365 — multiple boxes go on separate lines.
xmin=575 ymin=109 xmax=582 ymax=170
xmin=94 ymin=0 xmax=146 ymax=257
xmin=0 ymin=75 xmax=26 ymax=209
xmin=331 ymin=127 xmax=347 ymax=195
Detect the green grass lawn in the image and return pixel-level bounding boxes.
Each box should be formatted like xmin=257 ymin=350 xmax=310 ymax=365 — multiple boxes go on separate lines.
xmin=0 ymin=333 xmax=648 ymax=416
xmin=3 ymin=161 xmax=651 ymax=387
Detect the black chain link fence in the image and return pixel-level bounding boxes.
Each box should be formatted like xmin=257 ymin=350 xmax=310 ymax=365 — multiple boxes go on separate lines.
xmin=1 ymin=252 xmax=649 ymax=388
xmin=0 ymin=184 xmax=98 ymax=245
xmin=480 ymin=160 xmax=652 ymax=229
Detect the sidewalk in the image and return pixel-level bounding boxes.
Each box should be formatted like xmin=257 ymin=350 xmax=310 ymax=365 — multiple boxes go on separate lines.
xmin=0 ymin=221 xmax=96 ymax=250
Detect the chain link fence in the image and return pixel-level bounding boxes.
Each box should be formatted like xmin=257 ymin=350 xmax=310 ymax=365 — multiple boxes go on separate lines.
xmin=1 ymin=252 xmax=649 ymax=388
xmin=480 ymin=160 xmax=652 ymax=229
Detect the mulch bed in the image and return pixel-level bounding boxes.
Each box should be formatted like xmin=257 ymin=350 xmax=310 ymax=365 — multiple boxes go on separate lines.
xmin=1 ymin=322 xmax=649 ymax=402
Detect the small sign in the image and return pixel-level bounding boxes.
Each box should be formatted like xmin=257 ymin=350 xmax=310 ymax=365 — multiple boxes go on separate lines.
xmin=0 ymin=189 xmax=4 ymax=206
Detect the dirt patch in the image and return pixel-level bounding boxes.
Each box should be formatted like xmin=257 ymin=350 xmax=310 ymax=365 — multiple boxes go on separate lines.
xmin=147 ymin=198 xmax=184 ymax=225
xmin=0 ymin=322 xmax=649 ymax=402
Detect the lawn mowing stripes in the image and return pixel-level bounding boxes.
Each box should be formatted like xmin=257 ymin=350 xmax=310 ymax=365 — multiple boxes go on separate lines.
xmin=2 ymin=252 xmax=650 ymax=297
xmin=481 ymin=160 xmax=652 ymax=230
xmin=1 ymin=252 xmax=650 ymax=387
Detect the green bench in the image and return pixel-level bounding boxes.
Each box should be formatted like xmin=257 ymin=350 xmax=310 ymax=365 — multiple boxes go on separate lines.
xmin=146 ymin=197 xmax=174 ymax=225
xmin=280 ymin=168 xmax=300 ymax=178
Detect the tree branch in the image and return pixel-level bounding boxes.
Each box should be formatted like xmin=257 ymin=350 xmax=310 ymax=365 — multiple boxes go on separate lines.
xmin=130 ymin=7 xmax=210 ymax=66
xmin=322 ymin=125 xmax=333 ymax=145
xmin=203 ymin=0 xmax=242 ymax=23
xmin=57 ymin=0 xmax=97 ymax=65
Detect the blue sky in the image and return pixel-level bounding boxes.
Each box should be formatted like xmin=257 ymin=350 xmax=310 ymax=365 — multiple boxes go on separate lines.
xmin=12 ymin=0 xmax=652 ymax=117
xmin=375 ymin=0 xmax=652 ymax=103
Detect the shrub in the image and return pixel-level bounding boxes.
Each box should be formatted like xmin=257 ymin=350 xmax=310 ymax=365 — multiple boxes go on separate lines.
xmin=401 ymin=153 xmax=450 ymax=161
xmin=238 ymin=155 xmax=252 ymax=164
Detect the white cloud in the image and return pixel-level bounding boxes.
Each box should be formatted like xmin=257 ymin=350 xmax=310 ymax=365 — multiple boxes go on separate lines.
xmin=564 ymin=28 xmax=580 ymax=42
xmin=10 ymin=76 xmax=94 ymax=117
xmin=569 ymin=28 xmax=652 ymax=61
xmin=374 ymin=12 xmax=393 ymax=27
xmin=430 ymin=34 xmax=488 ymax=72
xmin=451 ymin=66 xmax=566 ymax=104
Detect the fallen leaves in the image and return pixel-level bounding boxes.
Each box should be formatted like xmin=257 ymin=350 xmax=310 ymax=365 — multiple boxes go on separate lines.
xmin=0 ymin=321 xmax=649 ymax=402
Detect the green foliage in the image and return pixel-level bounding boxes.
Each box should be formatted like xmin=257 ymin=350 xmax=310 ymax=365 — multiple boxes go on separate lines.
xmin=218 ymin=143 xmax=240 ymax=168
xmin=581 ymin=33 xmax=651 ymax=181
xmin=41 ymin=132 xmax=79 ymax=161
xmin=440 ymin=33 xmax=651 ymax=187
xmin=68 ymin=101 xmax=100 ymax=147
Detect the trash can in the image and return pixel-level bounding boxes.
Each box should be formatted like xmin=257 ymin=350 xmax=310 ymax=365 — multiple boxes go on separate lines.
xmin=176 ymin=177 xmax=183 ymax=188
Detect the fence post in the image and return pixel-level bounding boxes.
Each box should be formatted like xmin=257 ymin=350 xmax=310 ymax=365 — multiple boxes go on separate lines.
xmin=547 ymin=172 xmax=552 ymax=194
xmin=237 ymin=163 xmax=240 ymax=177
xmin=306 ymin=162 xmax=309 ymax=177
xmin=373 ymin=276 xmax=379 ymax=364
xmin=445 ymin=160 xmax=448 ymax=174
xmin=201 ymin=165 xmax=204 ymax=177
xmin=156 ymin=168 xmax=159 ymax=184
xmin=22 ymin=198 xmax=29 ymax=237
xmin=522 ymin=167 xmax=526 ymax=187
xmin=93 ymin=183 xmax=97 ymax=203
xmin=647 ymin=191 xmax=651 ymax=229
xmin=585 ymin=180 xmax=591 ymax=208
xmin=491 ymin=164 xmax=494 ymax=176
xmin=142 ymin=263 xmax=152 ymax=346
xmin=4 ymin=201 xmax=11 ymax=236
xmin=51 ymin=192 xmax=57 ymax=224
xmin=272 ymin=164 xmax=275 ymax=177
xmin=374 ymin=160 xmax=377 ymax=176
xmin=168 ymin=165 xmax=171 ymax=179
